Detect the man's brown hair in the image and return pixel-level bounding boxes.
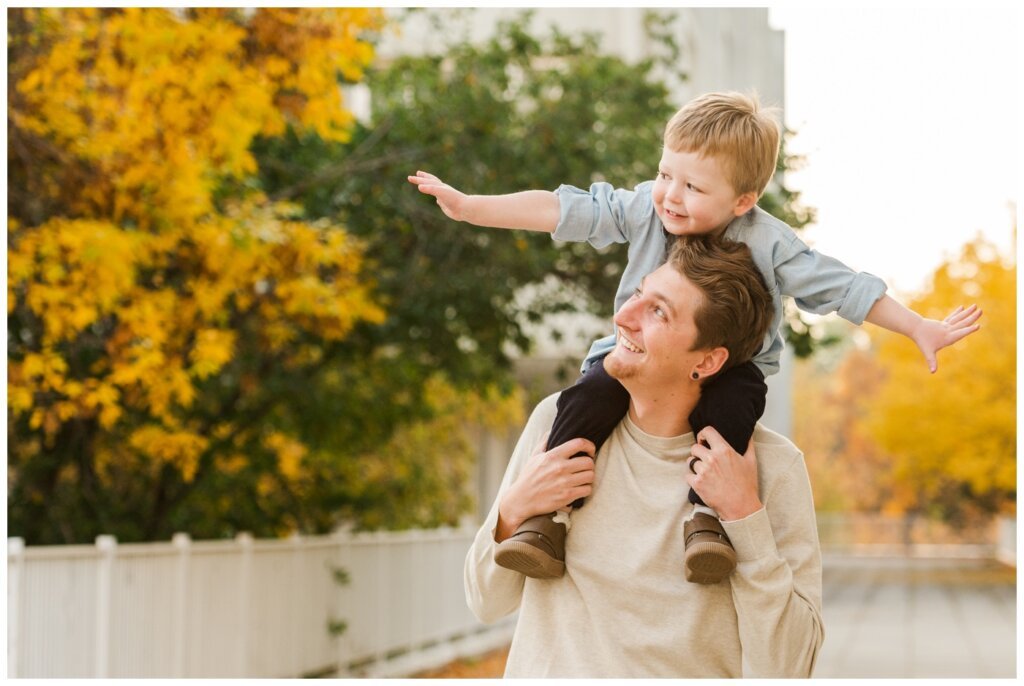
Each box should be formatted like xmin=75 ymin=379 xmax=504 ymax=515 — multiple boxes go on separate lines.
xmin=663 ymin=91 xmax=781 ymax=198
xmin=668 ymin=235 xmax=773 ymax=375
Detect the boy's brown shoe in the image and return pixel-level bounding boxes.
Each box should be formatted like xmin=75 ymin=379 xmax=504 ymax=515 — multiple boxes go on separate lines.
xmin=494 ymin=513 xmax=566 ymax=579
xmin=684 ymin=512 xmax=737 ymax=584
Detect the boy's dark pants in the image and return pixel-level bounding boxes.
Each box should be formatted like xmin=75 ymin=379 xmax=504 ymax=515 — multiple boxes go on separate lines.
xmin=548 ymin=355 xmax=767 ymax=509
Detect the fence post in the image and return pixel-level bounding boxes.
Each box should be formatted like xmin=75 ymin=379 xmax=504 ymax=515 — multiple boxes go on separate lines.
xmin=8 ymin=538 xmax=25 ymax=678
xmin=289 ymin=531 xmax=302 ymax=677
xmin=332 ymin=526 xmax=352 ymax=677
xmin=236 ymin=532 xmax=253 ymax=677
xmin=375 ymin=531 xmax=390 ymax=672
xmin=171 ymin=533 xmax=191 ymax=678
xmin=413 ymin=532 xmax=425 ymax=654
xmin=94 ymin=535 xmax=117 ymax=678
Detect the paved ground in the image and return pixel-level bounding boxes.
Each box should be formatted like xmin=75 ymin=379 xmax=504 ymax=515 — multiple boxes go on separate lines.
xmin=815 ymin=554 xmax=1016 ymax=678
xmin=423 ymin=554 xmax=1017 ymax=678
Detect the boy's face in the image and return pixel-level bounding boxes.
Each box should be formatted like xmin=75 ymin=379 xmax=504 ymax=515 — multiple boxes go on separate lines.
xmin=652 ymin=147 xmax=757 ymax=236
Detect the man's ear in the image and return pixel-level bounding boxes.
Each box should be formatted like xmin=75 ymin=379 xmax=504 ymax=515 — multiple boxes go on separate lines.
xmin=694 ymin=347 xmax=729 ymax=379
xmin=732 ymin=191 xmax=757 ymax=217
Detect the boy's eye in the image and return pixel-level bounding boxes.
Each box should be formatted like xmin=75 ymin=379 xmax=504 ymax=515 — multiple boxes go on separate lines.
xmin=654 ymin=305 xmax=667 ymax=320
xmin=687 ymin=183 xmax=700 ymax=192
xmin=632 ymin=287 xmax=642 ymax=298
xmin=657 ymin=171 xmax=669 ymax=180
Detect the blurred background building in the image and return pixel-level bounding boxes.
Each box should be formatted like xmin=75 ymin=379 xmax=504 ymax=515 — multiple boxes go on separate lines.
xmin=375 ymin=8 xmax=784 ymax=106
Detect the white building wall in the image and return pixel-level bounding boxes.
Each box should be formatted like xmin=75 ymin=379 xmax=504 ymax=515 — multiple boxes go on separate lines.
xmin=377 ymin=8 xmax=784 ymax=111
xmin=681 ymin=9 xmax=785 ymax=110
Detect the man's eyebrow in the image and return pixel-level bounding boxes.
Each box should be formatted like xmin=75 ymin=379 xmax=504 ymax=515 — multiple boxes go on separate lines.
xmin=643 ymin=277 xmax=678 ymax=319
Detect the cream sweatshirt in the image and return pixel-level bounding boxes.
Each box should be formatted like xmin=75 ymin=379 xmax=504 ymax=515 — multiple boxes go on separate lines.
xmin=464 ymin=393 xmax=824 ymax=678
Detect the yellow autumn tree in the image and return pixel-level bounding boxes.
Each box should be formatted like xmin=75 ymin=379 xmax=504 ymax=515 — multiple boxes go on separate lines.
xmin=858 ymin=233 xmax=1016 ymax=521
xmin=7 ymin=8 xmax=388 ymax=543
xmin=794 ymin=342 xmax=897 ymax=513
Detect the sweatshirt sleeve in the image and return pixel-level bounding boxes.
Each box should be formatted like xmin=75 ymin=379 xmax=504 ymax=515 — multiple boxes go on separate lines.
xmin=552 ymin=181 xmax=654 ymax=248
xmin=463 ymin=395 xmax=558 ymax=623
xmin=720 ymin=443 xmax=825 ymax=678
xmin=774 ymin=239 xmax=887 ymax=325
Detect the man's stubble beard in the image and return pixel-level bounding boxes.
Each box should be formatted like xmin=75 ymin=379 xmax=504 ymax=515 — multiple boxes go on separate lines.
xmin=603 ymin=348 xmax=637 ymax=382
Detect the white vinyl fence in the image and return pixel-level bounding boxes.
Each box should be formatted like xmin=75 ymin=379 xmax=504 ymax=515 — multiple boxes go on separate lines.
xmin=7 ymin=526 xmax=515 ymax=678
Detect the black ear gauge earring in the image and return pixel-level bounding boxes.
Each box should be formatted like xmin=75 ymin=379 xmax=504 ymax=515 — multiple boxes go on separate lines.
xmin=691 ymin=372 xmax=699 ymax=380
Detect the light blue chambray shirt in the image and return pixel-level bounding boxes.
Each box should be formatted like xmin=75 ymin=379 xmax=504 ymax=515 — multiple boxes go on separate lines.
xmin=552 ymin=180 xmax=888 ymax=378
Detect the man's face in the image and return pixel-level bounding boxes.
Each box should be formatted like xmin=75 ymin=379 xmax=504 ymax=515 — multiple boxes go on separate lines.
xmin=604 ymin=262 xmax=706 ymax=390
xmin=651 ymin=147 xmax=755 ymax=237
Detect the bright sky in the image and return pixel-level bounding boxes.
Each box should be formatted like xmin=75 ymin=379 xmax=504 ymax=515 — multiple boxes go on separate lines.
xmin=768 ymin=6 xmax=1019 ymax=297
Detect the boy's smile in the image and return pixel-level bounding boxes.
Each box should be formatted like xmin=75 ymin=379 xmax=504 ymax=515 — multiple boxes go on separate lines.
xmin=651 ymin=147 xmax=757 ymax=237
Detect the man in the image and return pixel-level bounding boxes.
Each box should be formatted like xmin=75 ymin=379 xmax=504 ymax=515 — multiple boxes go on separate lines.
xmin=464 ymin=237 xmax=824 ymax=677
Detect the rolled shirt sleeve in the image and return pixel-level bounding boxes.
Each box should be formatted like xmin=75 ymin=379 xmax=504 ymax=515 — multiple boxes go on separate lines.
xmin=552 ymin=181 xmax=654 ymax=248
xmin=774 ymin=239 xmax=888 ymax=325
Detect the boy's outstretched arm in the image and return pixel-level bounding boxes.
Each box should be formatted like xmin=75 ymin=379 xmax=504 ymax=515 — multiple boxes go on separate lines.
xmin=408 ymin=170 xmax=560 ymax=233
xmin=865 ymin=295 xmax=982 ymax=373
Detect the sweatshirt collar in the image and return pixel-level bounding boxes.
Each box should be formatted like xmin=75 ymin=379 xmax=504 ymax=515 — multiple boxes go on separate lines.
xmin=621 ymin=412 xmax=695 ymax=462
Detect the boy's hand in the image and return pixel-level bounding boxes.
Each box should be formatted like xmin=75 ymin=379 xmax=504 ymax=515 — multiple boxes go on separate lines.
xmin=911 ymin=304 xmax=983 ymax=373
xmin=687 ymin=427 xmax=761 ymax=522
xmin=407 ymin=170 xmax=470 ymax=222
xmin=408 ymin=170 xmax=560 ymax=232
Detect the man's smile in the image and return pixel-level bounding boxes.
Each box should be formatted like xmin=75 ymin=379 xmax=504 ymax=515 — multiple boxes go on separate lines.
xmin=618 ymin=332 xmax=645 ymax=354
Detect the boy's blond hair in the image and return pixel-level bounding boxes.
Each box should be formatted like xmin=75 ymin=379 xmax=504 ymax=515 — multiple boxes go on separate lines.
xmin=664 ymin=91 xmax=781 ymax=198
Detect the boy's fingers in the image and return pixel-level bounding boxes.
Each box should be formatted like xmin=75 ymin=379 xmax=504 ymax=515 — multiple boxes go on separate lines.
xmin=944 ymin=306 xmax=966 ymax=324
xmin=416 ymin=184 xmax=441 ymax=196
xmin=958 ymin=308 xmax=983 ymax=327
xmin=407 ymin=172 xmax=442 ymax=184
xmin=419 ymin=185 xmax=454 ymax=199
xmin=946 ymin=304 xmax=978 ymax=324
xmin=948 ymin=324 xmax=981 ymax=343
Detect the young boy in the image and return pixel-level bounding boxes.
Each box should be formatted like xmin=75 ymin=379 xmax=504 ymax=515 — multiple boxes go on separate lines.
xmin=408 ymin=91 xmax=982 ymax=584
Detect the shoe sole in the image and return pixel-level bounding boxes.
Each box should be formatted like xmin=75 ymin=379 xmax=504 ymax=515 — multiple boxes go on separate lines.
xmin=685 ymin=541 xmax=737 ymax=584
xmin=494 ymin=540 xmax=566 ymax=579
